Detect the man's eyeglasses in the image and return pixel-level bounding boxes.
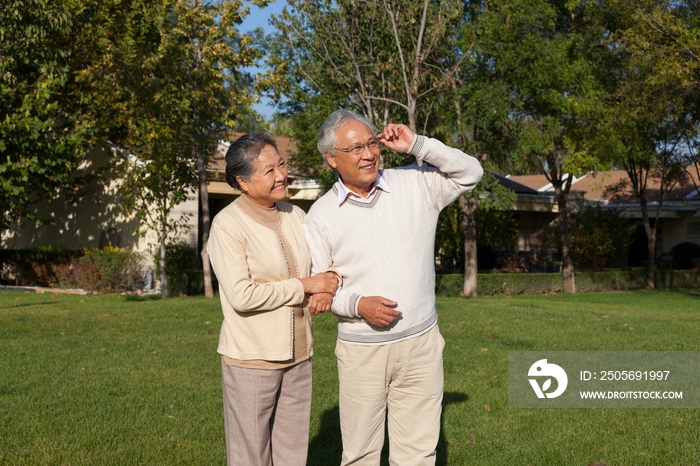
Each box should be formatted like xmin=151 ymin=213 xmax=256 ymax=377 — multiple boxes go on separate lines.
xmin=335 ymin=139 xmax=381 ymax=156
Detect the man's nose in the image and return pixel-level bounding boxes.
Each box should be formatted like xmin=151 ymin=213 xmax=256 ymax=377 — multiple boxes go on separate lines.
xmin=360 ymin=145 xmax=375 ymax=158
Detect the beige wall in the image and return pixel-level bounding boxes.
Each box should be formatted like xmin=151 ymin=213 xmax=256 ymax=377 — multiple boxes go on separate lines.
xmin=661 ymin=213 xmax=700 ymax=253
xmin=515 ymin=212 xmax=558 ymax=252
xmin=1 ymin=144 xmax=199 ymax=266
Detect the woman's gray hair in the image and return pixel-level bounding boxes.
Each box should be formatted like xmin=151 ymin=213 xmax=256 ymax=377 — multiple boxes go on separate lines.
xmin=225 ymin=133 xmax=278 ymax=190
xmin=317 ymin=109 xmax=375 ymax=158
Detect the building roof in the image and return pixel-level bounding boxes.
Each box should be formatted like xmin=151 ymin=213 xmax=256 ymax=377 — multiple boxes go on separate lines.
xmin=508 ymin=167 xmax=700 ymax=203
xmin=209 ymin=134 xmax=297 ymax=176
xmin=487 ymin=169 xmax=539 ymax=195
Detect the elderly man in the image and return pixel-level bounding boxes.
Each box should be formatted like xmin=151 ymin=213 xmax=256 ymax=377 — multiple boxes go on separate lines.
xmin=304 ymin=109 xmax=483 ymax=466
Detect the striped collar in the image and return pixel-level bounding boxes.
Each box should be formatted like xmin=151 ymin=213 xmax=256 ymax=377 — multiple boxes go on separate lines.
xmin=334 ymin=171 xmax=390 ymax=206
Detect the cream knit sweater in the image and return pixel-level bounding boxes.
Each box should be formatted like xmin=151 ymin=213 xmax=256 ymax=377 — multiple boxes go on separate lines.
xmin=208 ymin=198 xmax=313 ymax=361
xmin=304 ymin=135 xmax=483 ymax=345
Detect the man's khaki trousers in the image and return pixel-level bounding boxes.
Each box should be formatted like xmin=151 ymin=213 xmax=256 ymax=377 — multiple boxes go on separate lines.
xmin=335 ymin=326 xmax=445 ymax=466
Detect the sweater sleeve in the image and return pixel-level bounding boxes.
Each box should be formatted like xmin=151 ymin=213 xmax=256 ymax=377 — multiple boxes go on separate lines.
xmin=208 ymin=215 xmax=305 ymax=312
xmin=304 ymin=215 xmax=360 ymax=319
xmin=409 ymin=135 xmax=484 ymax=211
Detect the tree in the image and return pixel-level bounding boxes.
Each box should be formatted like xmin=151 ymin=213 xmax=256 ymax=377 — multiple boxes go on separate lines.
xmin=0 ymin=0 xmax=104 ymax=235
xmin=267 ymin=0 xmax=511 ymax=296
xmin=431 ymin=1 xmax=520 ymax=296
xmin=435 ymin=172 xmax=518 ymax=295
xmin=599 ymin=0 xmax=699 ymax=288
xmin=603 ymin=99 xmax=690 ymax=288
xmin=546 ymin=206 xmax=637 ymax=268
xmin=471 ymin=0 xmax=615 ymax=293
xmin=170 ymin=0 xmax=270 ymax=298
xmin=110 ymin=2 xmax=199 ymax=298
xmin=267 ymin=0 xmax=468 ymax=133
xmin=118 ymin=132 xmax=197 ymax=299
xmin=100 ymin=0 xmax=266 ymax=298
xmin=459 ymin=173 xmax=517 ymax=296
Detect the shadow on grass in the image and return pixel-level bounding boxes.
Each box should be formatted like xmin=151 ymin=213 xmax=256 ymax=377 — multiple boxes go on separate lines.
xmin=436 ymin=391 xmax=469 ymax=466
xmin=307 ymin=391 xmax=469 ymax=466
xmin=674 ymin=289 xmax=700 ymax=299
xmin=122 ymin=294 xmax=162 ymax=302
xmin=308 ymin=406 xmax=342 ymax=466
xmin=6 ymin=302 xmax=57 ymax=309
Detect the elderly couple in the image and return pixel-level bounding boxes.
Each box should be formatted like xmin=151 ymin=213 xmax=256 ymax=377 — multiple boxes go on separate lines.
xmin=207 ymin=109 xmax=483 ymax=466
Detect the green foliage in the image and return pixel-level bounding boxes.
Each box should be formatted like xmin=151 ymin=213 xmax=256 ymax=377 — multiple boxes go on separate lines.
xmin=0 ymin=0 xmax=106 ymax=232
xmin=79 ymin=246 xmax=144 ymax=292
xmin=436 ymin=201 xmax=519 ymax=272
xmin=472 ymin=0 xmax=614 ymax=174
xmin=546 ymin=206 xmax=638 ymax=265
xmin=104 ymin=0 xmax=269 ymax=297
xmin=153 ymin=242 xmax=214 ymax=296
xmin=0 ymin=247 xmax=82 ymax=286
xmin=0 ymin=246 xmax=144 ymax=291
xmin=265 ymin=0 xmax=466 ymax=132
xmin=670 ymin=242 xmax=700 ymax=269
xmin=589 ymin=0 xmax=700 ymax=286
xmin=51 ymin=246 xmax=144 ymax=292
xmin=280 ymin=95 xmax=339 ymax=186
xmin=436 ymin=172 xmax=519 ymax=272
xmin=435 ymin=269 xmax=700 ymax=296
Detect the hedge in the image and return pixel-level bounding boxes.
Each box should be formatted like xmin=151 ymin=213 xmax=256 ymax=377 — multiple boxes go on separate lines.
xmin=435 ymin=269 xmax=700 ymax=297
xmin=0 ymin=247 xmax=145 ymax=293
xmin=154 ymin=243 xmax=217 ymax=297
xmin=0 ymin=248 xmax=84 ymax=287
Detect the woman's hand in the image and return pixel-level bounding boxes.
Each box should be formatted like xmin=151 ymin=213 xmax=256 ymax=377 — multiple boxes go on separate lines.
xmin=300 ymin=272 xmax=338 ymax=295
xmin=308 ymin=293 xmax=333 ymax=315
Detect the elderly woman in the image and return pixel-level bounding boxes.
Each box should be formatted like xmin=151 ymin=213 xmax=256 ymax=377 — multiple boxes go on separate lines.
xmin=207 ymin=133 xmax=338 ymax=466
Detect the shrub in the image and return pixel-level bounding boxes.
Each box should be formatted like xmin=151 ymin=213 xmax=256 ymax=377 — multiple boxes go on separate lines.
xmin=670 ymin=242 xmax=700 ymax=270
xmin=435 ymin=269 xmax=700 ymax=296
xmin=52 ymin=246 xmax=144 ymax=292
xmin=0 ymin=248 xmax=82 ymax=286
xmin=154 ymin=243 xmax=208 ymax=296
xmin=546 ymin=206 xmax=637 ymax=268
xmin=0 ymin=246 xmax=144 ymax=292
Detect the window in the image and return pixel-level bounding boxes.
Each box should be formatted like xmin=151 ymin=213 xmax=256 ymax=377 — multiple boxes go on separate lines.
xmin=687 ymin=222 xmax=700 ymax=236
xmin=99 ymin=228 xmax=122 ymax=248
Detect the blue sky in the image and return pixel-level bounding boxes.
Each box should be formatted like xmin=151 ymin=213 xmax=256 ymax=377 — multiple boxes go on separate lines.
xmin=241 ymin=0 xmax=287 ymax=120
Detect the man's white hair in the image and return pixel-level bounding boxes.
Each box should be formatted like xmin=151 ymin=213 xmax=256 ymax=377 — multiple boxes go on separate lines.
xmin=316 ymin=109 xmax=375 ymax=161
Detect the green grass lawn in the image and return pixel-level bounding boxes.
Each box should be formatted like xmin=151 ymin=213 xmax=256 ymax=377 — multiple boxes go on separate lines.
xmin=1 ymin=290 xmax=699 ymax=465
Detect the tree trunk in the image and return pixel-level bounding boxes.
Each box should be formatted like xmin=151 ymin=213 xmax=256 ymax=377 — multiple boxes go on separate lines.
xmin=159 ymin=214 xmax=169 ymax=299
xmin=0 ymin=198 xmax=6 ymax=240
xmin=555 ymin=187 xmax=576 ymax=294
xmin=197 ymin=151 xmax=214 ymax=298
xmin=646 ymin=230 xmax=656 ymax=289
xmin=641 ymin=207 xmax=657 ymax=289
xmin=459 ymin=195 xmax=479 ymax=297
xmin=407 ymin=99 xmax=417 ymax=134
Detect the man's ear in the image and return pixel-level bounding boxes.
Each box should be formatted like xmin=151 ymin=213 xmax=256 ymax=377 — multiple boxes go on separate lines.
xmin=325 ymin=153 xmax=337 ymax=169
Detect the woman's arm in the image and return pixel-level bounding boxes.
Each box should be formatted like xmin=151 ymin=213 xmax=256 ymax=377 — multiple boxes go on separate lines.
xmin=208 ymin=218 xmax=309 ymax=312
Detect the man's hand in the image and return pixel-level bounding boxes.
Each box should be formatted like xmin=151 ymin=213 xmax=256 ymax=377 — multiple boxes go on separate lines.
xmin=308 ymin=292 xmax=333 ymax=315
xmin=357 ymin=296 xmax=402 ymax=327
xmin=378 ymin=124 xmax=415 ymax=154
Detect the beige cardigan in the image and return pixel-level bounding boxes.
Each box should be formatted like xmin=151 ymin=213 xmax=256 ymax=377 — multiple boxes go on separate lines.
xmin=207 ymin=200 xmax=313 ymax=361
